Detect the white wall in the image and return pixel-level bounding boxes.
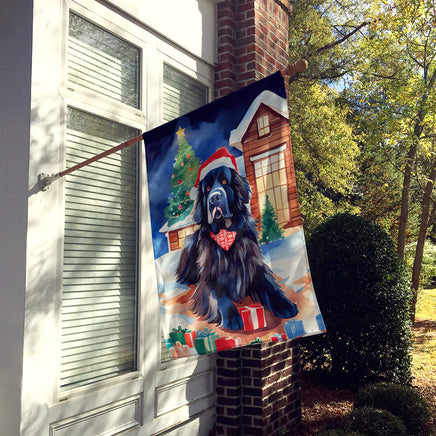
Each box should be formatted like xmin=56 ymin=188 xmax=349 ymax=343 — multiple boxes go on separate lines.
xmin=106 ymin=0 xmax=217 ymax=65
xmin=0 ymin=1 xmax=33 ymax=433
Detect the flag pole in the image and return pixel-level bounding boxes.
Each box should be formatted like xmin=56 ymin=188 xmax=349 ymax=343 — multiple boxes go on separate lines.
xmin=39 ymin=62 xmax=306 ymax=191
xmin=281 ymin=59 xmax=308 ymax=78
xmin=38 ymin=133 xmax=143 ymax=190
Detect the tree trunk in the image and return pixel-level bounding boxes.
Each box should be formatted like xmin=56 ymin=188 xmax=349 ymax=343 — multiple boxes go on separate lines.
xmin=397 ymin=143 xmax=418 ymax=261
xmin=398 ymin=69 xmax=436 ymax=260
xmin=410 ymin=157 xmax=436 ymax=323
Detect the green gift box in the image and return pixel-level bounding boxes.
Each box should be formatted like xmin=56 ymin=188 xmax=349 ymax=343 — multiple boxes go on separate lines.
xmin=169 ymin=325 xmax=189 ymax=345
xmin=194 ymin=328 xmax=219 ymax=355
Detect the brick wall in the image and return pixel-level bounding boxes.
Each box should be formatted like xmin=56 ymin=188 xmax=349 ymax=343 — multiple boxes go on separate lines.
xmin=213 ymin=1 xmax=302 ymax=435
xmin=215 ymin=0 xmax=291 ymax=99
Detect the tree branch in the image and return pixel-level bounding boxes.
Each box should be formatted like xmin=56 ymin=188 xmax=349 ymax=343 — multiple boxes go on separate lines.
xmin=313 ymin=21 xmax=370 ymax=57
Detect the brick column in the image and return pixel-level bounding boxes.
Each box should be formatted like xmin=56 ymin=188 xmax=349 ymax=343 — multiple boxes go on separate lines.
xmin=215 ymin=0 xmax=291 ymax=98
xmin=214 ymin=1 xmax=302 ymax=435
xmin=216 ymin=341 xmax=301 ymax=436
xmin=241 ymin=341 xmax=301 ymax=433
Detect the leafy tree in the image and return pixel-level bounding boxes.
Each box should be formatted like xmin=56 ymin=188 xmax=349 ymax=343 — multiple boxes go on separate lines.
xmin=287 ymin=0 xmax=364 ymax=233
xmin=289 ymin=82 xmax=360 ymax=235
xmin=259 ymin=195 xmax=283 ymax=243
xmin=347 ymin=0 xmax=436 ymax=319
xmin=286 ymin=0 xmax=435 ymax=320
xmin=288 ymin=0 xmax=374 ymax=85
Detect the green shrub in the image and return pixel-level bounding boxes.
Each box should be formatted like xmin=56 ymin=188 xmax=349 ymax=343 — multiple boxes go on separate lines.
xmin=304 ymin=213 xmax=412 ymax=386
xmin=319 ymin=430 xmax=362 ymax=435
xmin=346 ymin=406 xmax=407 ymax=435
xmin=354 ymin=383 xmax=431 ymax=435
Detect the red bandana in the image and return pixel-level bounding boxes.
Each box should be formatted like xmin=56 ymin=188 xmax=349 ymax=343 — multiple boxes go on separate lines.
xmin=209 ymin=229 xmax=236 ymax=251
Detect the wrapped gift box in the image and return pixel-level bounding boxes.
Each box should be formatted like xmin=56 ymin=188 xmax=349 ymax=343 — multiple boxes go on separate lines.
xmin=194 ymin=328 xmax=219 ymax=355
xmin=168 ymin=341 xmax=192 ymax=358
xmin=184 ymin=331 xmax=197 ymax=348
xmin=215 ymin=336 xmax=242 ymax=352
xmin=169 ymin=326 xmax=188 ymax=345
xmin=238 ymin=303 xmax=266 ymax=332
xmin=283 ymin=319 xmax=305 ymax=339
xmin=271 ymin=333 xmax=287 ymax=342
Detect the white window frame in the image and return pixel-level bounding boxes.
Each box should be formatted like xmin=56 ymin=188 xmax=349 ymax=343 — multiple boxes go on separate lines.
xmin=56 ymin=1 xmax=149 ymax=401
xmin=26 ymin=1 xmax=216 ymax=433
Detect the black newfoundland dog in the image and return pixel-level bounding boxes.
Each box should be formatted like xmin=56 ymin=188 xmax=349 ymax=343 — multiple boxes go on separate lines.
xmin=176 ymin=147 xmax=298 ymax=331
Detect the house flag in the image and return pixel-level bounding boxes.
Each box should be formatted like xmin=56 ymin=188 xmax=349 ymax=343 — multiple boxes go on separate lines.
xmin=143 ymin=71 xmax=325 ymax=359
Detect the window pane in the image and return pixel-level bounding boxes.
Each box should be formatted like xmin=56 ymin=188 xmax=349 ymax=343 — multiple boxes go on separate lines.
xmin=61 ymin=108 xmax=139 ymax=390
xmin=163 ymin=64 xmax=208 ymax=122
xmin=68 ymin=12 xmax=140 ymax=108
xmin=255 ymin=152 xmax=290 ymax=226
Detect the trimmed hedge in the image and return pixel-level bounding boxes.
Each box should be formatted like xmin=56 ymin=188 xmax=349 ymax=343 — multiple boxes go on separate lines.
xmin=354 ymin=383 xmax=431 ymax=435
xmin=319 ymin=430 xmax=362 ymax=436
xmin=304 ymin=213 xmax=412 ymax=386
xmin=346 ymin=406 xmax=407 ymax=435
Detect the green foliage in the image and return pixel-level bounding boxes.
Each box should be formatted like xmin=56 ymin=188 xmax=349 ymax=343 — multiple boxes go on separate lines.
xmin=288 ymin=0 xmax=436 ymax=317
xmin=259 ymin=195 xmax=283 ymax=244
xmin=290 ymin=80 xmax=360 ymax=235
xmin=288 ymin=0 xmax=372 ymax=83
xmin=304 ymin=213 xmax=412 ymax=386
xmin=345 ymin=406 xmax=407 ymax=436
xmin=319 ymin=431 xmax=361 ymax=436
xmin=287 ymin=0 xmax=362 ymax=235
xmin=354 ymin=383 xmax=431 ymax=435
xmin=346 ymin=0 xmax=436 ymax=262
xmin=405 ymin=242 xmax=436 ymax=288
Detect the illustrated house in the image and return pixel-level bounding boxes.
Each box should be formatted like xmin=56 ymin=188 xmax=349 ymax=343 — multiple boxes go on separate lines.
xmin=230 ymin=90 xmax=303 ymax=232
xmin=160 ymin=212 xmax=199 ymax=252
xmin=161 ymin=90 xmax=302 ymax=252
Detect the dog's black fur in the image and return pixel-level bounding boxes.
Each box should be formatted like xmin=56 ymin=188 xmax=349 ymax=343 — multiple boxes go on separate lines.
xmin=176 ymin=165 xmax=298 ymax=331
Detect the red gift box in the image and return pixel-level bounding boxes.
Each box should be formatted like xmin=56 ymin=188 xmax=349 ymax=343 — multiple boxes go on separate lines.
xmin=238 ymin=303 xmax=266 ymax=332
xmin=271 ymin=334 xmax=287 ymax=342
xmin=215 ymin=336 xmax=242 ymax=352
xmin=184 ymin=331 xmax=197 ymax=348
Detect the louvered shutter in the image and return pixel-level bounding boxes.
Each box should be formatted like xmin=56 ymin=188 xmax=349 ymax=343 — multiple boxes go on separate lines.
xmin=160 ymin=64 xmax=208 ymax=362
xmin=68 ymin=12 xmax=139 ymax=108
xmin=61 ymin=108 xmax=139 ymax=389
xmin=163 ymin=64 xmax=208 ymax=122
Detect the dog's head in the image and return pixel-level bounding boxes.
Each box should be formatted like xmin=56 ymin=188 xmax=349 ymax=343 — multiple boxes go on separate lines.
xmin=193 ymin=165 xmax=251 ymax=232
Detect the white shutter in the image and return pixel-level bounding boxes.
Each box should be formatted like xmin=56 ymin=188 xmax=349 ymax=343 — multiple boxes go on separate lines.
xmin=68 ymin=13 xmax=139 ymax=108
xmin=61 ymin=109 xmax=139 ymax=389
xmin=163 ymin=64 xmax=208 ymax=122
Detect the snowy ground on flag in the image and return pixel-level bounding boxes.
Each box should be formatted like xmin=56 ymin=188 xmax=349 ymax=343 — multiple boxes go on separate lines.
xmin=155 ymin=228 xmax=325 ymax=348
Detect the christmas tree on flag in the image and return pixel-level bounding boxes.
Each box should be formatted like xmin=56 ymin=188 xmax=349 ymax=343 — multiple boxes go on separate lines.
xmin=259 ymin=195 xmax=284 ymax=244
xmin=164 ymin=127 xmax=201 ymax=226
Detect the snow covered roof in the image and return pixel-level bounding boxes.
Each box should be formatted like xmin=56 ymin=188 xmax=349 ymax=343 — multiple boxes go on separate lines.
xmin=229 ymin=90 xmax=289 ymax=150
xmin=159 ymin=209 xmax=195 ymax=233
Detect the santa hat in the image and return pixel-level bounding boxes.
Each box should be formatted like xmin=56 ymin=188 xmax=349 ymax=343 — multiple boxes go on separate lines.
xmin=195 ymin=146 xmax=238 ymax=188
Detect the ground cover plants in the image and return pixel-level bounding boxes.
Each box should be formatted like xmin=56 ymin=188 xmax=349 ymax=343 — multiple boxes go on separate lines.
xmin=296 ymin=287 xmax=436 ymax=435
